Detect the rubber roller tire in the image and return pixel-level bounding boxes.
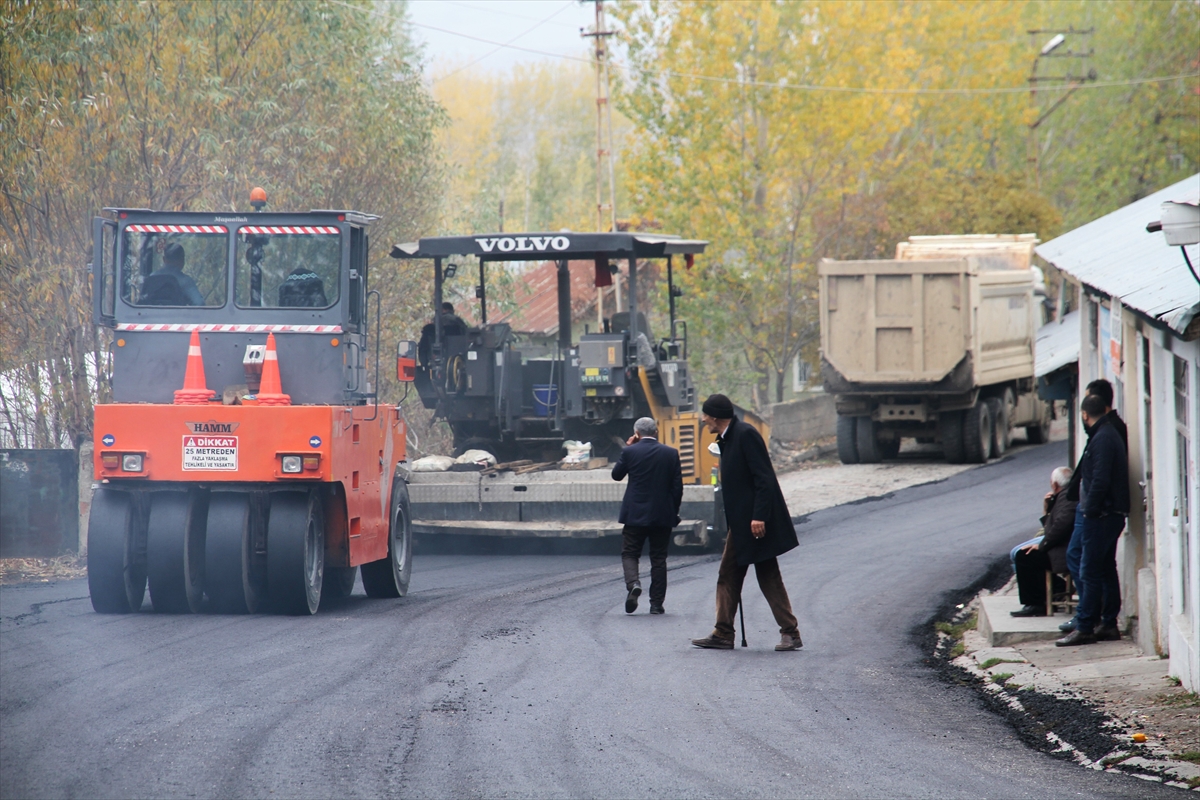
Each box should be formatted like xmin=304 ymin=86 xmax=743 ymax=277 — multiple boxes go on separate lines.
xmin=362 ymin=479 xmax=412 ymax=598
xmin=267 ymin=490 xmax=324 ymax=615
xmin=147 ymin=489 xmax=208 ymax=613
xmin=87 ymin=489 xmax=148 ymax=613
xmin=205 ymin=492 xmax=265 ymax=614
xmin=322 ymin=567 xmax=358 ymax=602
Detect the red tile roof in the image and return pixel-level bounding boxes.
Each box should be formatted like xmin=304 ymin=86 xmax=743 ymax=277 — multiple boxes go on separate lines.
xmin=494 ymin=259 xmax=604 ymax=335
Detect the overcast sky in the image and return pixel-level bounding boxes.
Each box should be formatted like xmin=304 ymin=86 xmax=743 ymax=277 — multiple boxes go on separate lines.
xmin=406 ymin=0 xmax=599 ymax=73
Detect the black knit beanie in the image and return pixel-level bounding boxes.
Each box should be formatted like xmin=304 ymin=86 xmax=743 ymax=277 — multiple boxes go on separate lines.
xmin=701 ymin=393 xmax=734 ymax=419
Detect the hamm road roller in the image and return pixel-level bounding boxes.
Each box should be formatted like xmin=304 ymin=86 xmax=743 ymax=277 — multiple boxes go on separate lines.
xmin=86 ymin=191 xmax=415 ymax=614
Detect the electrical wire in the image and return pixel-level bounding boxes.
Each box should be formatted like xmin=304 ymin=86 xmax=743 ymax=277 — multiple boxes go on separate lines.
xmin=439 ymin=1 xmax=581 ymax=30
xmin=431 ymin=1 xmax=577 ymax=83
xmin=1182 ymin=245 xmax=1200 ymax=288
xmin=332 ymin=1 xmax=1200 ymax=97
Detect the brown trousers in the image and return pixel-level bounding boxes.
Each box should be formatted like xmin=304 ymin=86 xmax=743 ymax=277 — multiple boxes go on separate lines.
xmin=713 ymin=533 xmax=799 ymax=641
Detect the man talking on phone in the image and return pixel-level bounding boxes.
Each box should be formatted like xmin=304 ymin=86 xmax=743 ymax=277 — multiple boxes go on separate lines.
xmin=611 ymin=417 xmax=683 ymax=615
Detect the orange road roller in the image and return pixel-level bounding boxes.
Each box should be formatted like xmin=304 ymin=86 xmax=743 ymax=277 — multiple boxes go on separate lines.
xmin=87 ymin=194 xmax=416 ymax=614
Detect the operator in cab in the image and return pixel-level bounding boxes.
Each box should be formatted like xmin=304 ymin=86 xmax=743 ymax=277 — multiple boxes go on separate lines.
xmin=142 ymin=242 xmax=204 ymax=306
xmin=418 ymin=302 xmax=468 ymax=367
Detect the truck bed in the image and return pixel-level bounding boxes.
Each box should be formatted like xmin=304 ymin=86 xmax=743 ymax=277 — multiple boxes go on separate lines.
xmin=818 ymin=257 xmax=1036 ymax=392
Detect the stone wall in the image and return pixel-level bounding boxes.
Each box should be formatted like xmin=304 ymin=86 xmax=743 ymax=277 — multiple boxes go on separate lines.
xmin=765 ymin=393 xmax=837 ymax=444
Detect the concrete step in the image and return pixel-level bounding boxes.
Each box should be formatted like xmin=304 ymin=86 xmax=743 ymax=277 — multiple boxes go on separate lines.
xmin=978 ymin=594 xmax=1074 ymax=646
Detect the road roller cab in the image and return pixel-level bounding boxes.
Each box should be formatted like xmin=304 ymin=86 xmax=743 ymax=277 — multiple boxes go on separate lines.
xmin=86 ymin=193 xmax=414 ymax=615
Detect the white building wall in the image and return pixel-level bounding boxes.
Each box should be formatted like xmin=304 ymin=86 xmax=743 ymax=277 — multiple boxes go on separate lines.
xmin=1075 ymin=291 xmax=1200 ymax=690
xmin=1161 ymin=335 xmax=1198 ymax=692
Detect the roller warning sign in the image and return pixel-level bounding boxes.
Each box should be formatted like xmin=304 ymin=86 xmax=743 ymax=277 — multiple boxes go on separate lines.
xmin=182 ymin=435 xmax=238 ymax=471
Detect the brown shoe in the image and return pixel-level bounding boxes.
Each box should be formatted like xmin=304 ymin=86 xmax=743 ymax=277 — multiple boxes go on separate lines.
xmin=1094 ymin=624 xmax=1122 ymax=641
xmin=775 ymin=634 xmax=803 ymax=651
xmin=690 ymin=636 xmax=734 ymax=650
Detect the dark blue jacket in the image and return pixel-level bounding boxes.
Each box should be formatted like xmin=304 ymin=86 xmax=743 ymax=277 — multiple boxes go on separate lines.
xmin=1079 ymin=414 xmax=1130 ymax=518
xmin=611 ymin=437 xmax=683 ymax=528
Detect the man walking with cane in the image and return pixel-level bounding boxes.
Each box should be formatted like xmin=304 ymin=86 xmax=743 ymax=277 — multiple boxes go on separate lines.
xmin=612 ymin=417 xmax=683 ymax=615
xmin=691 ymin=394 xmax=803 ymax=651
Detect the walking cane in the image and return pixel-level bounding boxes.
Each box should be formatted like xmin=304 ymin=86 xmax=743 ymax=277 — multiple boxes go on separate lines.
xmin=738 ymin=596 xmax=748 ymax=647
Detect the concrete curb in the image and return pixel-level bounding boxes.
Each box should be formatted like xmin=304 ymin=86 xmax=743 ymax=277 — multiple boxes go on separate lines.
xmin=935 ymin=595 xmax=1200 ymax=791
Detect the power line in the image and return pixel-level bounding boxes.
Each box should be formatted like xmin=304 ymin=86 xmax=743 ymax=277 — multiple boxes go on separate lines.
xmin=438 ymin=0 xmax=582 ymax=30
xmin=333 ymin=1 xmax=1200 ymax=96
xmin=430 ymin=0 xmax=576 ymax=83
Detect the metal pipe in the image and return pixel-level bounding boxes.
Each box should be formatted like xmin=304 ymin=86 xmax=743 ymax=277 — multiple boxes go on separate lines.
xmin=433 ymin=256 xmax=443 ymax=380
xmin=557 ymin=259 xmax=572 ymax=353
xmin=479 ymin=257 xmax=488 ymax=325
xmin=627 ymin=256 xmax=638 ymax=346
xmin=667 ymin=254 xmax=676 ymax=334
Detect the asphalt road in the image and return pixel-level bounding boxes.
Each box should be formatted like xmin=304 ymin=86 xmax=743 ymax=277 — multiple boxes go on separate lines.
xmin=0 ymin=440 xmax=1178 ymax=799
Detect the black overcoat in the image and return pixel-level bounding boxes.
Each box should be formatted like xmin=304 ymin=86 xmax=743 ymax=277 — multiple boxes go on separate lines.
xmin=1038 ymin=489 xmax=1078 ymax=575
xmin=717 ymin=417 xmax=798 ymax=566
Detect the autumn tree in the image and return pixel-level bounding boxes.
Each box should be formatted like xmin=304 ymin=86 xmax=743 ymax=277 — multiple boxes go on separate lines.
xmin=1028 ymin=0 xmax=1200 ymax=226
xmin=0 ymin=0 xmax=444 ymax=447
xmin=612 ymin=0 xmax=1040 ymax=405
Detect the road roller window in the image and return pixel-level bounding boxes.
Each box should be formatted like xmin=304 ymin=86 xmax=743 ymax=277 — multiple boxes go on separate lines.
xmin=235 ymin=226 xmax=340 ymax=309
xmin=121 ymin=225 xmax=229 ymax=307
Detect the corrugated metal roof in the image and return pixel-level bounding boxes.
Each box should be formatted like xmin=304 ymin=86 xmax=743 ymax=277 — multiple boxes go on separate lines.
xmin=1035 ymin=309 xmax=1080 ymax=378
xmin=1035 ymin=174 xmax=1200 ymax=335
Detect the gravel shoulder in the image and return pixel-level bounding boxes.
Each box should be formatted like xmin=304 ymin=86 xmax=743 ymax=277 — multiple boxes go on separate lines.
xmin=777 ymin=433 xmax=1059 ymax=519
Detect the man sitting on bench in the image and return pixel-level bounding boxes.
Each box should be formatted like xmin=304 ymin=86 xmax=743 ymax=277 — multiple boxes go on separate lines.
xmin=1011 ymin=466 xmax=1077 ymax=617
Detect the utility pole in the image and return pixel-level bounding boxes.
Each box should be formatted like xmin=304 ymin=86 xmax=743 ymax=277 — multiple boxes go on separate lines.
xmin=1027 ymin=27 xmax=1096 ymax=188
xmin=583 ymin=0 xmax=620 ymax=327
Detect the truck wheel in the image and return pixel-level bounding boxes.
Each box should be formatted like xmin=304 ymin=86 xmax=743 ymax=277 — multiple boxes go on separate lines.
xmin=87 ymin=489 xmax=147 ymax=613
xmin=880 ymin=437 xmax=901 ymax=460
xmin=147 ymin=489 xmax=208 ymax=613
xmin=363 ymin=479 xmax=412 ymax=598
xmin=987 ymin=391 xmax=1013 ymax=458
xmin=205 ymin=492 xmax=265 ymax=614
xmin=1025 ymin=400 xmax=1051 ymax=444
xmin=855 ymin=417 xmax=883 ymax=463
xmin=963 ymin=400 xmax=992 ymax=464
xmin=939 ymin=411 xmax=966 ymax=463
xmin=268 ymin=490 xmax=324 ymax=615
xmin=836 ymin=415 xmax=860 ymax=464
xmin=322 ymin=567 xmax=358 ymax=601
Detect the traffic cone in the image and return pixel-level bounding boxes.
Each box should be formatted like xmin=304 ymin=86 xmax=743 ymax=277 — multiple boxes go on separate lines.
xmin=173 ymin=330 xmax=216 ymax=405
xmin=256 ymin=332 xmax=291 ymax=406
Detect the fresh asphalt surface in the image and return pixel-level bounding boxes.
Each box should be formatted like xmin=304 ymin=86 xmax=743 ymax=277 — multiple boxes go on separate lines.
xmin=0 ymin=440 xmax=1179 ymax=799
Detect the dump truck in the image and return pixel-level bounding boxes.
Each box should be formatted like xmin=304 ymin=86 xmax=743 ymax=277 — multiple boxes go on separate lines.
xmin=819 ymin=234 xmax=1050 ymax=465
xmin=389 ymin=231 xmax=762 ymax=548
xmin=86 ymin=191 xmax=415 ymax=615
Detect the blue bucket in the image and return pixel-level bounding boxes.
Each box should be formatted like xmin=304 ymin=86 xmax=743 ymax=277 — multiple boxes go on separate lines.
xmin=532 ymin=384 xmax=558 ymax=417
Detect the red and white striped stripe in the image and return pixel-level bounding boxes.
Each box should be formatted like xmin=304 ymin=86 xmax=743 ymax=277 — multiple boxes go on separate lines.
xmin=240 ymin=226 xmax=340 ymax=235
xmin=125 ymin=224 xmax=228 ymax=233
xmin=116 ymin=323 xmax=343 ymax=334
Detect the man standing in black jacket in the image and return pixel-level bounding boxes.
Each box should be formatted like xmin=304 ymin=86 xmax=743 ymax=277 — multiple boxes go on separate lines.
xmin=1057 ymin=394 xmax=1130 ymax=646
xmin=691 ymin=394 xmax=802 ymax=651
xmin=612 ymin=417 xmax=683 ymax=615
xmin=1064 ymin=379 xmax=1128 ymax=588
